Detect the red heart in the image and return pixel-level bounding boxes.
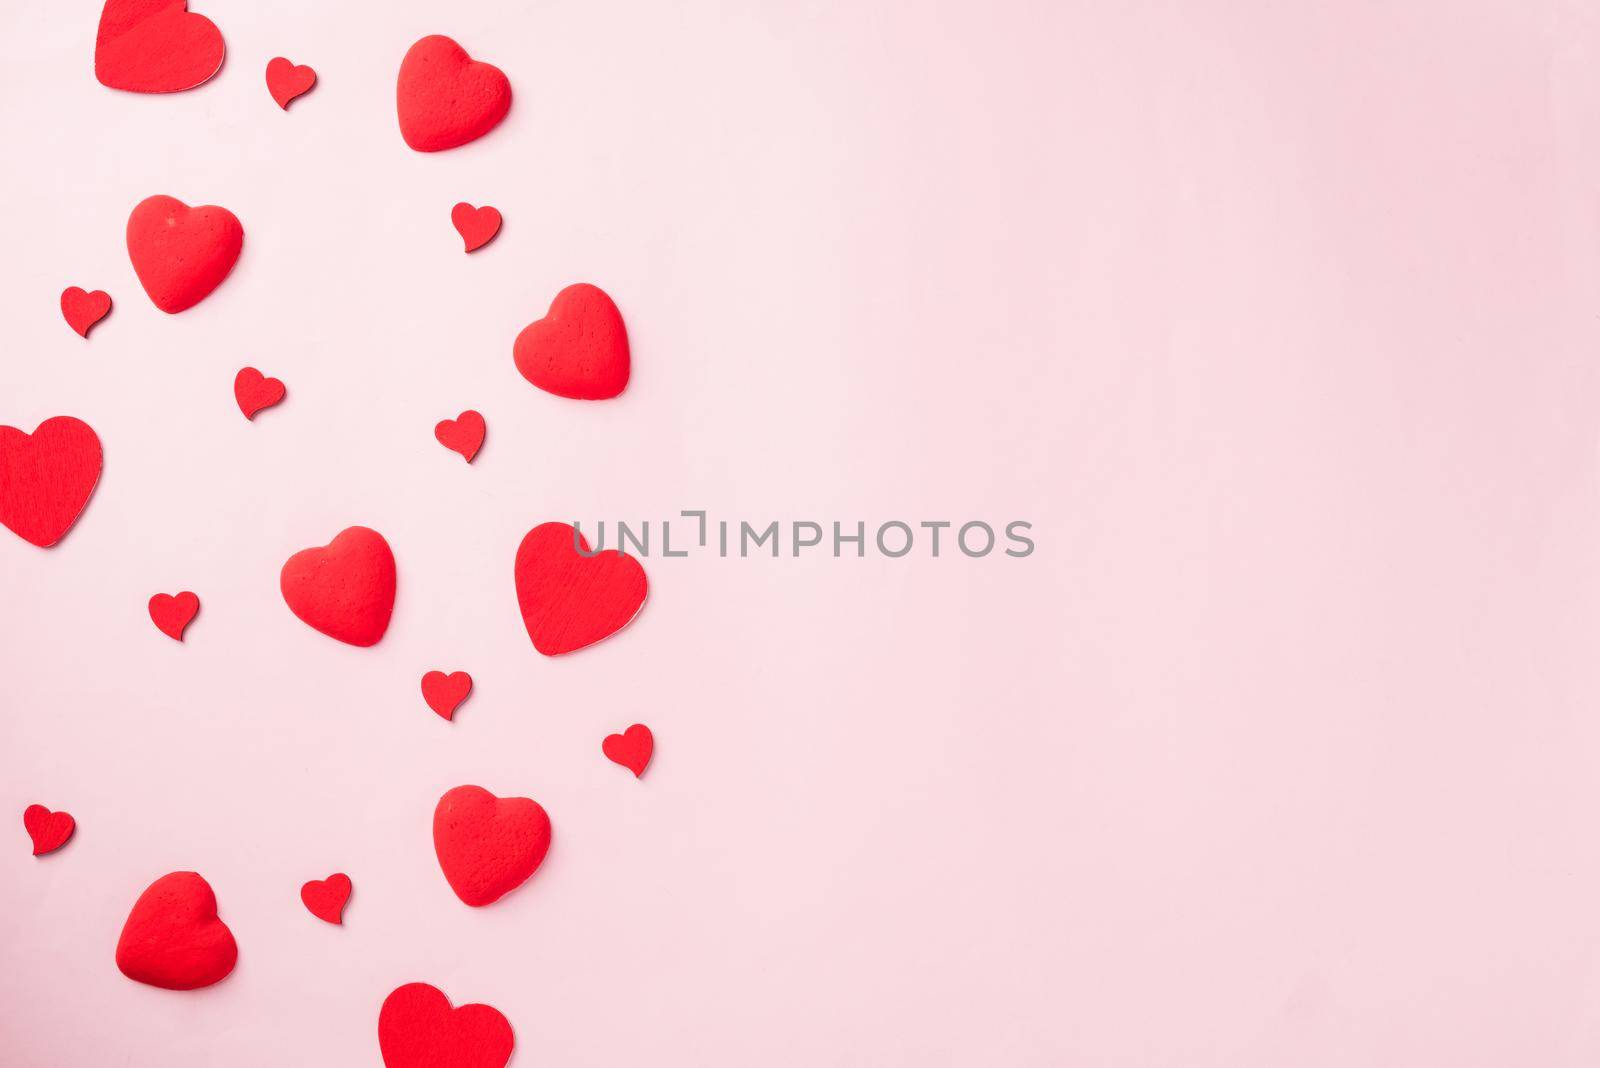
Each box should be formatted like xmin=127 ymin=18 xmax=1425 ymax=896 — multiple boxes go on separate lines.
xmin=265 ymin=56 xmax=316 ymax=109
xmin=513 ymin=283 xmax=630 ymax=400
xmin=23 ymin=804 xmax=75 ymax=856
xmin=115 ymin=871 xmax=237 ymax=990
xmin=0 ymin=416 xmax=103 ymax=548
xmin=379 ymin=982 xmax=514 ymax=1068
xmin=514 ymin=522 xmax=647 ymax=656
xmin=280 ymin=526 xmax=396 ymax=647
xmin=234 ymin=367 xmax=286 ymax=420
xmin=421 ymin=671 xmax=473 ymax=721
xmin=60 ymin=287 xmax=112 ymax=338
xmin=450 ymin=203 xmax=501 ymax=252
xmin=434 ymin=410 xmax=485 ymax=462
xmin=127 ymin=194 xmax=243 ymax=313
xmin=148 ymin=591 xmax=199 ymax=641
xmin=602 ymin=724 xmax=654 ymax=778
xmin=397 ymin=36 xmax=511 ymax=153
xmin=301 ymin=873 xmax=351 ymax=925
xmin=95 ymin=0 xmax=225 ymax=94
xmin=433 ymin=785 xmax=551 ymax=907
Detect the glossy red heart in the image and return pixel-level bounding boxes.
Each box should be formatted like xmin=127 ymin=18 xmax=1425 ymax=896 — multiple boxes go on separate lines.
xmin=115 ymin=871 xmax=237 ymax=990
xmin=23 ymin=804 xmax=75 ymax=856
xmin=421 ymin=671 xmax=473 ymax=721
xmin=280 ymin=526 xmax=396 ymax=647
xmin=148 ymin=591 xmax=199 ymax=641
xmin=301 ymin=873 xmax=351 ymax=925
xmin=379 ymin=982 xmax=514 ymax=1068
xmin=397 ymin=36 xmax=511 ymax=152
xmin=602 ymin=724 xmax=654 ymax=778
xmin=234 ymin=367 xmax=286 ymax=420
xmin=514 ymin=522 xmax=647 ymax=656
xmin=127 ymin=194 xmax=243 ymax=313
xmin=95 ymin=0 xmax=224 ymax=94
xmin=513 ymin=283 xmax=630 ymax=400
xmin=265 ymin=56 xmax=315 ymax=109
xmin=60 ymin=287 xmax=112 ymax=338
xmin=433 ymin=785 xmax=551 ymax=907
xmin=0 ymin=416 xmax=103 ymax=548
xmin=434 ymin=410 xmax=485 ymax=462
xmin=450 ymin=203 xmax=501 ymax=252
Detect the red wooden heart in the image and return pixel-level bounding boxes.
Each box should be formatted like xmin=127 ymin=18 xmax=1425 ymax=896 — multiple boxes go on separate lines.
xmin=23 ymin=804 xmax=75 ymax=856
xmin=148 ymin=591 xmax=199 ymax=641
xmin=95 ymin=0 xmax=224 ymax=94
xmin=265 ymin=56 xmax=316 ymax=109
xmin=280 ymin=526 xmax=396 ymax=647
xmin=379 ymin=982 xmax=514 ymax=1068
xmin=421 ymin=671 xmax=472 ymax=721
xmin=127 ymin=195 xmax=242 ymax=313
xmin=115 ymin=871 xmax=237 ymax=990
xmin=450 ymin=203 xmax=501 ymax=252
xmin=433 ymin=785 xmax=551 ymax=907
xmin=0 ymin=416 xmax=103 ymax=548
xmin=397 ymin=36 xmax=511 ymax=152
xmin=513 ymin=283 xmax=630 ymax=400
xmin=434 ymin=411 xmax=485 ymax=462
xmin=301 ymin=873 xmax=351 ymax=925
xmin=514 ymin=522 xmax=647 ymax=656
xmin=60 ymin=287 xmax=112 ymax=338
xmin=234 ymin=367 xmax=286 ymax=420
xmin=602 ymin=724 xmax=654 ymax=778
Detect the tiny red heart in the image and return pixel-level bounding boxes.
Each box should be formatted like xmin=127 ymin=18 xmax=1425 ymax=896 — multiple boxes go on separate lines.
xmin=0 ymin=417 xmax=103 ymax=548
xmin=148 ymin=591 xmax=200 ymax=641
xmin=265 ymin=56 xmax=316 ymax=109
xmin=602 ymin=724 xmax=654 ymax=778
xmin=397 ymin=36 xmax=511 ymax=152
xmin=23 ymin=804 xmax=75 ymax=856
xmin=115 ymin=871 xmax=237 ymax=990
xmin=95 ymin=0 xmax=225 ymax=94
xmin=434 ymin=410 xmax=485 ymax=462
xmin=421 ymin=671 xmax=473 ymax=721
xmin=514 ymin=522 xmax=648 ymax=656
xmin=280 ymin=527 xmax=397 ymax=647
xmin=433 ymin=786 xmax=551 ymax=907
xmin=513 ymin=283 xmax=630 ymax=400
xmin=60 ymin=287 xmax=112 ymax=338
xmin=379 ymin=982 xmax=514 ymax=1068
xmin=300 ymin=873 xmax=351 ymax=925
xmin=450 ymin=203 xmax=501 ymax=252
xmin=235 ymin=367 xmax=286 ymax=419
xmin=127 ymin=194 xmax=243 ymax=313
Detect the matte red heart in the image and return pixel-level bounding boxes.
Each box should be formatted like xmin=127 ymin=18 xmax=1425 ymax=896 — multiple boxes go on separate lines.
xmin=280 ymin=526 xmax=396 ymax=647
xmin=433 ymin=785 xmax=551 ymax=907
xmin=265 ymin=56 xmax=315 ymax=109
xmin=397 ymin=36 xmax=511 ymax=152
xmin=421 ymin=671 xmax=472 ymax=721
xmin=379 ymin=982 xmax=514 ymax=1068
xmin=514 ymin=522 xmax=647 ymax=656
xmin=301 ymin=873 xmax=351 ymax=925
xmin=95 ymin=0 xmax=224 ymax=94
xmin=60 ymin=288 xmax=112 ymax=338
xmin=434 ymin=411 xmax=485 ymax=462
xmin=127 ymin=194 xmax=242 ymax=313
xmin=234 ymin=367 xmax=286 ymax=419
xmin=148 ymin=591 xmax=199 ymax=641
xmin=115 ymin=871 xmax=237 ymax=990
xmin=602 ymin=724 xmax=654 ymax=778
xmin=0 ymin=416 xmax=103 ymax=548
xmin=23 ymin=804 xmax=75 ymax=856
xmin=450 ymin=203 xmax=501 ymax=252
xmin=513 ymin=283 xmax=630 ymax=400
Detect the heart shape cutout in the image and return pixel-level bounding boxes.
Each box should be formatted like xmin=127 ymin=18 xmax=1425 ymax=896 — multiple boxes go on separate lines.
xmin=23 ymin=804 xmax=75 ymax=856
xmin=234 ymin=367 xmax=286 ymax=420
xmin=60 ymin=287 xmax=112 ymax=338
xmin=127 ymin=194 xmax=243 ymax=313
xmin=280 ymin=526 xmax=396 ymax=647
xmin=513 ymin=283 xmax=630 ymax=400
xmin=301 ymin=873 xmax=351 ymax=924
xmin=397 ymin=36 xmax=511 ymax=152
xmin=434 ymin=410 xmax=485 ymax=462
xmin=148 ymin=591 xmax=199 ymax=641
xmin=421 ymin=671 xmax=473 ymax=721
xmin=514 ymin=522 xmax=647 ymax=656
xmin=433 ymin=785 xmax=551 ymax=907
xmin=451 ymin=203 xmax=501 ymax=252
xmin=0 ymin=416 xmax=103 ymax=548
xmin=602 ymin=724 xmax=654 ymax=778
xmin=265 ymin=56 xmax=316 ymax=109
xmin=379 ymin=982 xmax=514 ymax=1068
xmin=115 ymin=871 xmax=237 ymax=990
xmin=95 ymin=0 xmax=225 ymax=94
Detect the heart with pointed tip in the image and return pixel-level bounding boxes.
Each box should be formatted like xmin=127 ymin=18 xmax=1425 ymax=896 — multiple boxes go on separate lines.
xmin=379 ymin=982 xmax=514 ymax=1068
xmin=265 ymin=56 xmax=315 ymax=109
xmin=433 ymin=786 xmax=551 ymax=907
xmin=602 ymin=724 xmax=654 ymax=777
xmin=115 ymin=871 xmax=236 ymax=990
xmin=0 ymin=417 xmax=102 ymax=548
xmin=513 ymin=283 xmax=630 ymax=400
xmin=127 ymin=194 xmax=242 ymax=313
xmin=95 ymin=0 xmax=224 ymax=94
xmin=450 ymin=204 xmax=501 ymax=252
xmin=280 ymin=527 xmax=396 ymax=647
xmin=300 ymin=873 xmax=351 ymax=924
xmin=148 ymin=591 xmax=199 ymax=640
xmin=434 ymin=411 xmax=485 ymax=462
xmin=421 ymin=671 xmax=473 ymax=721
xmin=397 ymin=36 xmax=510 ymax=152
xmin=514 ymin=522 xmax=647 ymax=656
xmin=234 ymin=367 xmax=286 ymax=420
xmin=60 ymin=288 xmax=112 ymax=338
xmin=23 ymin=805 xmax=75 ymax=856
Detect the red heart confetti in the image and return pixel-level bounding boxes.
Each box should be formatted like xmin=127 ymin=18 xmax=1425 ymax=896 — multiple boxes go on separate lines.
xmin=234 ymin=367 xmax=286 ymax=420
xmin=434 ymin=410 xmax=485 ymax=463
xmin=0 ymin=416 xmax=103 ymax=548
xmin=421 ymin=671 xmax=472 ymax=721
xmin=280 ymin=526 xmax=397 ymax=647
xmin=379 ymin=982 xmax=514 ymax=1068
xmin=23 ymin=804 xmax=75 ymax=856
xmin=301 ymin=873 xmax=351 ymax=925
xmin=513 ymin=283 xmax=630 ymax=400
xmin=127 ymin=194 xmax=243 ymax=313
xmin=265 ymin=56 xmax=316 ymax=109
xmin=397 ymin=36 xmax=511 ymax=152
xmin=95 ymin=0 xmax=224 ymax=94
xmin=115 ymin=871 xmax=237 ymax=990
xmin=60 ymin=288 xmax=112 ymax=338
xmin=602 ymin=724 xmax=654 ymax=778
xmin=148 ymin=591 xmax=199 ymax=641
xmin=450 ymin=203 xmax=501 ymax=252
xmin=514 ymin=522 xmax=647 ymax=656
xmin=433 ymin=785 xmax=551 ymax=907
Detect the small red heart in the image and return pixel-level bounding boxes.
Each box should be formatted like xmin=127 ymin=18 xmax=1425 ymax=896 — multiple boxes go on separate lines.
xmin=60 ymin=288 xmax=112 ymax=338
xmin=397 ymin=36 xmax=511 ymax=152
xmin=514 ymin=522 xmax=647 ymax=656
xmin=127 ymin=194 xmax=243 ymax=313
xmin=0 ymin=417 xmax=102 ymax=548
xmin=95 ymin=0 xmax=225 ymax=94
xmin=379 ymin=982 xmax=514 ymax=1068
xmin=234 ymin=367 xmax=286 ymax=420
xmin=265 ymin=56 xmax=315 ymax=109
xmin=450 ymin=203 xmax=501 ymax=252
xmin=115 ymin=871 xmax=237 ymax=990
xmin=148 ymin=591 xmax=199 ymax=641
xmin=602 ymin=724 xmax=654 ymax=778
xmin=421 ymin=671 xmax=472 ymax=721
xmin=434 ymin=410 xmax=485 ymax=462
xmin=433 ymin=785 xmax=551 ymax=907
xmin=300 ymin=873 xmax=351 ymax=925
xmin=513 ymin=283 xmax=630 ymax=400
xmin=23 ymin=804 xmax=75 ymax=856
xmin=280 ymin=527 xmax=396 ymax=647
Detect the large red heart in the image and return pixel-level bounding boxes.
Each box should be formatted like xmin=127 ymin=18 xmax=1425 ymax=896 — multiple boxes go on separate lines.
xmin=280 ymin=527 xmax=396 ymax=647
xmin=0 ymin=416 xmax=103 ymax=548
xmin=434 ymin=410 xmax=485 ymax=463
xmin=127 ymin=194 xmax=243 ymax=313
xmin=433 ymin=785 xmax=551 ymax=907
xmin=514 ymin=522 xmax=647 ymax=656
xmin=301 ymin=873 xmax=351 ymax=925
xmin=602 ymin=724 xmax=654 ymax=778
xmin=513 ymin=283 xmax=630 ymax=400
xmin=397 ymin=36 xmax=511 ymax=153
xmin=421 ymin=670 xmax=473 ymax=721
xmin=95 ymin=0 xmax=225 ymax=94
xmin=115 ymin=871 xmax=237 ymax=990
xmin=60 ymin=287 xmax=112 ymax=338
xmin=23 ymin=804 xmax=75 ymax=856
xmin=379 ymin=982 xmax=514 ymax=1068
xmin=148 ymin=591 xmax=199 ymax=641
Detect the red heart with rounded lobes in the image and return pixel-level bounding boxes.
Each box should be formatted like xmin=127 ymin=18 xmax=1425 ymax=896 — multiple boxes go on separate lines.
xmin=514 ymin=522 xmax=647 ymax=656
xmin=397 ymin=36 xmax=510 ymax=152
xmin=60 ymin=288 xmax=112 ymax=337
xmin=513 ymin=283 xmax=630 ymax=400
xmin=0 ymin=417 xmax=102 ymax=548
xmin=127 ymin=195 xmax=242 ymax=313
xmin=23 ymin=804 xmax=75 ymax=855
xmin=603 ymin=724 xmax=654 ymax=777
xmin=280 ymin=527 xmax=396 ymax=647
xmin=451 ymin=204 xmax=501 ymax=252
xmin=266 ymin=57 xmax=315 ymax=109
xmin=148 ymin=591 xmax=199 ymax=640
xmin=95 ymin=0 xmax=224 ymax=94
xmin=301 ymin=873 xmax=351 ymax=924
xmin=421 ymin=671 xmax=472 ymax=721
xmin=235 ymin=367 xmax=286 ymax=419
xmin=434 ymin=411 xmax=485 ymax=462
xmin=379 ymin=982 xmax=514 ymax=1068
xmin=115 ymin=871 xmax=236 ymax=990
xmin=433 ymin=786 xmax=551 ymax=907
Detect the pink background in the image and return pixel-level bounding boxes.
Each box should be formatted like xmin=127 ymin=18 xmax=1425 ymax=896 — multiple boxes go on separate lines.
xmin=4 ymin=1 xmax=1600 ymax=1064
